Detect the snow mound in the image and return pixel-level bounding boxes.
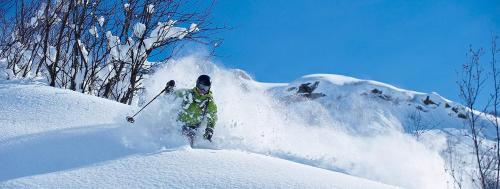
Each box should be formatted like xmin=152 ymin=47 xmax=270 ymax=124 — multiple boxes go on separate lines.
xmin=0 ymin=80 xmax=129 ymax=142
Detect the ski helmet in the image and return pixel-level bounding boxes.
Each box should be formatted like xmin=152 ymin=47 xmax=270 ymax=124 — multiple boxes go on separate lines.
xmin=196 ymin=75 xmax=211 ymax=93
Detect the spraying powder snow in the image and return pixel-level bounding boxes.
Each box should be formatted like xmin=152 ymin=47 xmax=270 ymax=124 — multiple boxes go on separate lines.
xmin=120 ymin=55 xmax=451 ymax=189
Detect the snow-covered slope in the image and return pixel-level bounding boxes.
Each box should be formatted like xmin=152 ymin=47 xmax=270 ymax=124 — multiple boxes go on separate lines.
xmin=142 ymin=57 xmax=460 ymax=188
xmin=0 ymin=55 xmax=487 ymax=188
xmin=0 ymin=80 xmax=129 ymax=142
xmin=0 ymin=78 xmax=398 ymax=188
xmin=0 ymin=149 xmax=397 ymax=189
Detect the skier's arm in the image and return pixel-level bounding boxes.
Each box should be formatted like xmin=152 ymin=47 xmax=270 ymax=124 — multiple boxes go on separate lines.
xmin=207 ymin=100 xmax=218 ymax=129
xmin=173 ymin=90 xmax=184 ymax=97
xmin=203 ymin=100 xmax=217 ymax=142
xmin=172 ymin=89 xmax=192 ymax=100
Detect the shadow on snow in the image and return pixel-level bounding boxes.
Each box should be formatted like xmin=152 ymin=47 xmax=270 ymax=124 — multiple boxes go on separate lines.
xmin=0 ymin=125 xmax=140 ymax=182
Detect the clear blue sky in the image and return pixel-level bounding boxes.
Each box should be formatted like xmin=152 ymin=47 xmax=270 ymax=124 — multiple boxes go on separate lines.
xmin=210 ymin=0 xmax=500 ymax=103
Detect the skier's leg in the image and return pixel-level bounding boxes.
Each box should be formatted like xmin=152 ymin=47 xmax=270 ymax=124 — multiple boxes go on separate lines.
xmin=187 ymin=128 xmax=197 ymax=147
xmin=182 ymin=125 xmax=197 ymax=147
xmin=189 ymin=134 xmax=194 ymax=147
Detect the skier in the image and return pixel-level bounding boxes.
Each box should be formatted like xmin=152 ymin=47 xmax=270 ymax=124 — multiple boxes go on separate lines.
xmin=165 ymin=75 xmax=217 ymax=145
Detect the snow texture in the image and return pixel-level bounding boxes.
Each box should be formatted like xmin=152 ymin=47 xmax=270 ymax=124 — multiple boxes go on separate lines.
xmin=138 ymin=56 xmax=457 ymax=189
xmin=0 ymin=149 xmax=398 ymax=189
xmin=0 ymin=74 xmax=397 ymax=188
xmin=0 ymin=54 xmax=490 ymax=188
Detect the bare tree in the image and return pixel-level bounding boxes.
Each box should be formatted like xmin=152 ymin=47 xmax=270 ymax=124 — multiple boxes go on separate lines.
xmin=457 ymin=40 xmax=500 ymax=188
xmin=459 ymin=45 xmax=488 ymax=188
xmin=444 ymin=132 xmax=467 ymax=189
xmin=405 ymin=107 xmax=442 ymax=140
xmin=488 ymin=34 xmax=500 ymax=189
xmin=0 ymin=0 xmax=222 ymax=105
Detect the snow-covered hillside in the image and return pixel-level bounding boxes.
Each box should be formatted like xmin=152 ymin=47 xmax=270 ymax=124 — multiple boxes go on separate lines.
xmin=0 ymin=74 xmax=398 ymax=188
xmin=1 ymin=148 xmax=398 ymax=189
xmin=0 ymin=55 xmax=487 ymax=188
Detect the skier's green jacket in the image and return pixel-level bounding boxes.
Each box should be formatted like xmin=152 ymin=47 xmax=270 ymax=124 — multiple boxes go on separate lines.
xmin=175 ymin=87 xmax=217 ymax=129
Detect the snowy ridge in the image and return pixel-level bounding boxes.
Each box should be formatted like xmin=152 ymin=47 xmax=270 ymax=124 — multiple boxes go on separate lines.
xmin=299 ymin=73 xmax=451 ymax=105
xmin=286 ymin=73 xmax=467 ymax=128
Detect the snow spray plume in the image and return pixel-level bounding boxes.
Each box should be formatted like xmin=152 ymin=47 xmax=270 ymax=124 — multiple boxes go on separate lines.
xmin=122 ymin=55 xmax=451 ymax=189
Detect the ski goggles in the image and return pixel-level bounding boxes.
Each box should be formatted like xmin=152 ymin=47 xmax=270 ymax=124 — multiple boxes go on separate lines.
xmin=196 ymin=83 xmax=210 ymax=94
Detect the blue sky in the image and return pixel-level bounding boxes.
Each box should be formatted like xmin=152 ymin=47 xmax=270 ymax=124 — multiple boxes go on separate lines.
xmin=211 ymin=0 xmax=500 ymax=103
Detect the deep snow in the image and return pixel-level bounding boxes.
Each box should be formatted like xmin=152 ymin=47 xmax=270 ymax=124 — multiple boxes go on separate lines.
xmin=0 ymin=72 xmax=398 ymax=188
xmin=0 ymin=149 xmax=398 ymax=189
xmin=138 ymin=56 xmax=457 ymax=188
xmin=0 ymin=55 xmax=488 ymax=188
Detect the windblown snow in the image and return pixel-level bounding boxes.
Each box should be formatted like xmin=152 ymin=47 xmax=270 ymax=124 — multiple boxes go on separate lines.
xmin=0 ymin=55 xmax=486 ymax=188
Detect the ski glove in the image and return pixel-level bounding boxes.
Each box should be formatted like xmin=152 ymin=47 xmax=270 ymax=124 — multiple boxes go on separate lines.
xmin=165 ymin=80 xmax=175 ymax=93
xmin=203 ymin=127 xmax=213 ymax=142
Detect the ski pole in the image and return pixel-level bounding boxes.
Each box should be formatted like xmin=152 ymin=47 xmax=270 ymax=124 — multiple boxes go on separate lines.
xmin=126 ymin=80 xmax=175 ymax=123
